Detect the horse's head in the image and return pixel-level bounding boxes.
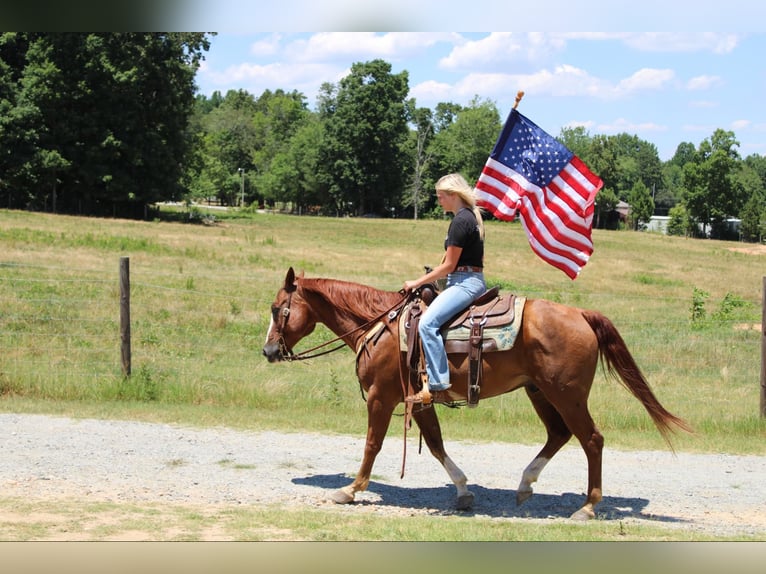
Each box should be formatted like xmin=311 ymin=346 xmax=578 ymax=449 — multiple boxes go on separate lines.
xmin=262 ymin=267 xmax=317 ymax=362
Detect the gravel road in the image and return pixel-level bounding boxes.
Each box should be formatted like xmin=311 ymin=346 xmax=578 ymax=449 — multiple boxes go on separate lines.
xmin=1 ymin=413 xmax=765 ymax=538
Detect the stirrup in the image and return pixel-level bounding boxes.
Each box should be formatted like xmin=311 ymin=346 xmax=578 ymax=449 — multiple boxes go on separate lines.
xmin=405 ymin=388 xmax=432 ymax=405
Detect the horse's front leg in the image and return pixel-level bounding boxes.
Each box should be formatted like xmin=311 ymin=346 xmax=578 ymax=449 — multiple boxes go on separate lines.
xmin=331 ymin=389 xmax=397 ymax=504
xmin=412 ymin=405 xmax=474 ymax=510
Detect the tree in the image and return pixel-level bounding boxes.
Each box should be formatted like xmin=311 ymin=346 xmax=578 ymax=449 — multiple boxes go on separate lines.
xmin=627 ymin=180 xmax=654 ymax=230
xmin=667 ymin=204 xmax=693 ymax=237
xmin=317 ymin=59 xmax=409 ymax=216
xmin=194 ymin=89 xmax=259 ymax=205
xmin=402 ymin=100 xmax=434 ymax=219
xmin=682 ymin=129 xmax=744 ymax=238
xmin=739 ymin=194 xmax=763 ymax=242
xmin=250 ymin=89 xmax=310 ymax=206
xmin=258 ymin=114 xmax=324 ymax=212
xmin=657 ymin=162 xmax=683 ymax=215
xmin=0 ymin=32 xmax=212 ymax=216
xmin=587 ymin=134 xmax=619 ymax=198
xmin=609 ymin=133 xmax=663 ymax=202
xmin=668 ymin=141 xmax=698 ymax=168
xmin=426 ymin=96 xmax=501 ymax=183
xmin=558 ymin=125 xmax=592 ymax=159
xmin=594 ymin=187 xmax=618 ymax=229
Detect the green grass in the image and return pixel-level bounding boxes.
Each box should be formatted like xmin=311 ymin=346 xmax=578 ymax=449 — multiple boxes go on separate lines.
xmin=0 ymin=496 xmax=755 ymax=542
xmin=1 ymin=202 xmax=765 ymax=544
xmin=0 ymin=207 xmax=765 ymax=543
xmin=1 ymin=208 xmax=763 ymax=456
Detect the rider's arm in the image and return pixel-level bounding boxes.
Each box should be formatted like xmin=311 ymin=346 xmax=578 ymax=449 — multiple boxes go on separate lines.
xmin=403 ymin=245 xmax=462 ymax=292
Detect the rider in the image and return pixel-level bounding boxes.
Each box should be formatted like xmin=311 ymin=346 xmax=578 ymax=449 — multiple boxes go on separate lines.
xmin=402 ymin=173 xmax=486 ymax=404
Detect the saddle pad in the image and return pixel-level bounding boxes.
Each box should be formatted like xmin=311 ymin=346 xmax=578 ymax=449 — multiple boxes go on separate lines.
xmin=398 ymin=296 xmax=526 ymax=353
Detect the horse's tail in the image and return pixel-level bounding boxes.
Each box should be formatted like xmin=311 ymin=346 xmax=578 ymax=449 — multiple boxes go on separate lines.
xmin=582 ymin=310 xmax=694 ymax=451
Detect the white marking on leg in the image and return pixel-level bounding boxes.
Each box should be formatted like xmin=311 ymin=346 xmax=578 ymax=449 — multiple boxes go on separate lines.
xmin=442 ymin=455 xmax=470 ymax=498
xmin=518 ymin=456 xmax=549 ymax=496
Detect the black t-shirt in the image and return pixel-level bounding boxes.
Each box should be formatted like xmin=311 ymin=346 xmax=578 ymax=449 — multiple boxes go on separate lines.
xmin=444 ymin=208 xmax=483 ymax=269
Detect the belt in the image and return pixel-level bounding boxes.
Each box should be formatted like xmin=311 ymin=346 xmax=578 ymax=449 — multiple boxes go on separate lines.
xmin=454 ymin=265 xmax=483 ymax=273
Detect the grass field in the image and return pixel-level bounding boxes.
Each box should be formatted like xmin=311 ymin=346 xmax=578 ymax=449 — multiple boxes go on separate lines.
xmin=0 ymin=206 xmax=764 ymax=456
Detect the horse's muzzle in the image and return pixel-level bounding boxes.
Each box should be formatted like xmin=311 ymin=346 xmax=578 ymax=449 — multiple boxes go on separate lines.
xmin=262 ymin=343 xmax=283 ymax=363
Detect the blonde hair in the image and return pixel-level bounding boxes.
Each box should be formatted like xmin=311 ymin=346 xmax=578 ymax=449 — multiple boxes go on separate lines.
xmin=435 ymin=173 xmax=485 ymax=239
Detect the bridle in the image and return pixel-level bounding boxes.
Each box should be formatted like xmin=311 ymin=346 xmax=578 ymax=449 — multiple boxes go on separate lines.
xmin=270 ymin=286 xmax=410 ymax=362
xmin=271 ymin=283 xmax=426 ymax=478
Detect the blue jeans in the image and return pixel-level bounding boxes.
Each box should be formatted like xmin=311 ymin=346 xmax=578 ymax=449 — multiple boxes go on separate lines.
xmin=418 ymin=271 xmax=486 ymax=391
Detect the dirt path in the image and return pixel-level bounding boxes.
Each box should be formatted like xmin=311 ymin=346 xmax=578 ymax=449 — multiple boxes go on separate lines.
xmin=1 ymin=413 xmax=765 ymax=539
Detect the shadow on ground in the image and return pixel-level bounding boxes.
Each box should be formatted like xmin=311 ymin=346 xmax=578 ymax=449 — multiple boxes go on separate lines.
xmin=293 ymin=473 xmax=689 ymax=527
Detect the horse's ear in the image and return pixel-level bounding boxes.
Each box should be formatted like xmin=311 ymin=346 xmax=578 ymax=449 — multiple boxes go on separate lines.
xmin=284 ymin=267 xmax=297 ymax=292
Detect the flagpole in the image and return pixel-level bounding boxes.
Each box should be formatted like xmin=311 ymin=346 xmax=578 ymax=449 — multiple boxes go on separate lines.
xmin=513 ymin=90 xmax=525 ymax=110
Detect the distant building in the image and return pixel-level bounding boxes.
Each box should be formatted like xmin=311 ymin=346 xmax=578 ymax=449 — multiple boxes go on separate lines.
xmin=615 ymin=201 xmax=631 ymax=223
xmin=647 ymin=216 xmax=670 ymax=234
xmin=646 ymin=215 xmax=741 ymax=238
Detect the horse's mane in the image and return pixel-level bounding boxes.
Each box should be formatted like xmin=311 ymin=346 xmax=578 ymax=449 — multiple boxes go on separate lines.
xmin=298 ymin=277 xmax=402 ymax=321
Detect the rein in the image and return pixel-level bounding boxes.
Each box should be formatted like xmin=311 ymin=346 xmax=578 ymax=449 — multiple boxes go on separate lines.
xmin=278 ymin=290 xmax=410 ymax=362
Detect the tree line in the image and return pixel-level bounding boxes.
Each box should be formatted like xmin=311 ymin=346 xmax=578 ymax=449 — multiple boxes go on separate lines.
xmin=2 ymin=33 xmax=765 ymax=241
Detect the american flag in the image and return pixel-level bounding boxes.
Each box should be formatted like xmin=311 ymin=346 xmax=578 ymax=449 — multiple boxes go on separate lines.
xmin=475 ymin=109 xmax=603 ymax=279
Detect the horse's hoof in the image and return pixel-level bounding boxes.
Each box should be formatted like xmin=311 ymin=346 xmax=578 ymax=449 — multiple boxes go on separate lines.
xmin=516 ymin=489 xmax=533 ymax=506
xmin=456 ymin=491 xmax=474 ymax=510
xmin=330 ymin=488 xmax=355 ymax=505
xmin=569 ymin=507 xmax=595 ymax=521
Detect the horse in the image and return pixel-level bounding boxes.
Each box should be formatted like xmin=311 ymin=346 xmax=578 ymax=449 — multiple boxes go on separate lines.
xmin=262 ymin=267 xmax=692 ymax=520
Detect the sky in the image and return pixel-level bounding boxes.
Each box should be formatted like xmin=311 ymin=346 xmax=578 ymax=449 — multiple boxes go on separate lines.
xmin=185 ymin=2 xmax=765 ymax=162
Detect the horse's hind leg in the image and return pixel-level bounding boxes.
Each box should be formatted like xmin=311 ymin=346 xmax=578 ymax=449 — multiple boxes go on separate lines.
xmin=412 ymin=406 xmax=474 ymax=510
xmin=517 ymin=385 xmax=573 ymax=505
xmin=542 ymin=388 xmax=604 ymax=521
xmin=561 ymin=405 xmax=603 ymax=520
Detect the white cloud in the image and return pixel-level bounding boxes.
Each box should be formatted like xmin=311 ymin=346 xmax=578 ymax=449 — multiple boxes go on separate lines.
xmin=597 ymin=118 xmax=668 ymax=134
xmin=204 ymin=60 xmax=345 ymax=101
xmin=422 ymin=64 xmax=673 ymax=105
xmin=436 ymin=33 xmax=742 ymax=74
xmin=408 ymin=80 xmax=454 ymax=104
xmin=285 ymin=32 xmax=457 ymax=63
xmin=249 ymin=34 xmax=283 ymax=57
xmin=439 ymin=32 xmax=568 ymax=70
xmin=563 ymin=119 xmax=596 ymax=131
xmin=731 ymin=119 xmax=751 ymax=131
xmin=686 ymin=75 xmax=723 ymax=90
xmin=615 ymin=68 xmax=675 ymax=95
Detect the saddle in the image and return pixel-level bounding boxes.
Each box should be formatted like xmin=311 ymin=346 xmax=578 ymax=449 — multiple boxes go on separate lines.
xmin=403 ymin=285 xmax=519 ymax=407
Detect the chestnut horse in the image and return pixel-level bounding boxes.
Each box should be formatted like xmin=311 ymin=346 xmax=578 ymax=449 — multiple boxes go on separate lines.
xmin=263 ymin=267 xmax=692 ymax=520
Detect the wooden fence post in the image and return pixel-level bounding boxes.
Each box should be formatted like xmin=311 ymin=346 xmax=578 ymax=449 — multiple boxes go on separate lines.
xmin=761 ymin=275 xmax=766 ymax=417
xmin=120 ymin=256 xmax=131 ymax=377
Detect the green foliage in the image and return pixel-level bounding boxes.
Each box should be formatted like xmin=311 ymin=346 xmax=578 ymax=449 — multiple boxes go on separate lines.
xmin=594 ymin=187 xmax=618 ymax=229
xmin=1 ymin=210 xmax=763 ymax=458
xmin=667 ymin=204 xmax=691 ymax=236
xmin=627 ymin=180 xmax=654 ymax=230
xmin=712 ymin=292 xmax=749 ymax=322
xmin=426 ymin=96 xmax=501 ymax=182
xmin=316 ymin=59 xmax=410 ymax=216
xmin=110 ymin=365 xmax=161 ymax=402
xmin=682 ymin=129 xmax=746 ymax=239
xmin=3 ymin=39 xmax=765 ymax=230
xmin=690 ymin=286 xmax=709 ymax=327
xmin=739 ymin=193 xmax=764 ymax=242
xmin=0 ymin=33 xmax=212 ymax=216
xmin=690 ymin=288 xmax=751 ymax=329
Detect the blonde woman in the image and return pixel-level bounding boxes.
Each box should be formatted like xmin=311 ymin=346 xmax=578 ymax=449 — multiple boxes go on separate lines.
xmin=403 ymin=173 xmax=486 ymax=404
